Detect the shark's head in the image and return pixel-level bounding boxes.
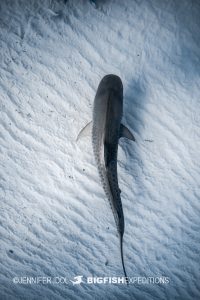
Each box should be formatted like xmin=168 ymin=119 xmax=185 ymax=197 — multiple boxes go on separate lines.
xmin=95 ymin=74 xmax=123 ymax=121
xmin=101 ymin=74 xmax=123 ymax=93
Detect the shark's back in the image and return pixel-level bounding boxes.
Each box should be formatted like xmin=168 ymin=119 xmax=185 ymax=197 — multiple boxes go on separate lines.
xmin=92 ymin=74 xmax=124 ymax=233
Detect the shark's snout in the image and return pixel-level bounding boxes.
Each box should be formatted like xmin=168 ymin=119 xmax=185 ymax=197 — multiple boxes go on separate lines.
xmin=100 ymin=74 xmax=123 ymax=92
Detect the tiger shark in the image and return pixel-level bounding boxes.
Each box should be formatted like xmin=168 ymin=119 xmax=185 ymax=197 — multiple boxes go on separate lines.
xmin=77 ymin=74 xmax=135 ymax=283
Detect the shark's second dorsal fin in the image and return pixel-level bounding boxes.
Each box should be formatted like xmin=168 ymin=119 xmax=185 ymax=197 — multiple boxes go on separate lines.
xmin=119 ymin=124 xmax=135 ymax=141
xmin=76 ymin=121 xmax=92 ymax=142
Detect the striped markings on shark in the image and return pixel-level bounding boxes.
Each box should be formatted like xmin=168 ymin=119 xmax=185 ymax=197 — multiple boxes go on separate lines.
xmin=77 ymin=74 xmax=135 ymax=284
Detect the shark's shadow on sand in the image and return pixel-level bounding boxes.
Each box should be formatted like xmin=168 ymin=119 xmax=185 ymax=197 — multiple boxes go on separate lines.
xmin=119 ymin=78 xmax=148 ymax=274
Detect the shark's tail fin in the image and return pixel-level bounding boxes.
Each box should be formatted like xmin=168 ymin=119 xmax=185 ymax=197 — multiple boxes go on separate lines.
xmin=120 ymin=233 xmax=129 ymax=286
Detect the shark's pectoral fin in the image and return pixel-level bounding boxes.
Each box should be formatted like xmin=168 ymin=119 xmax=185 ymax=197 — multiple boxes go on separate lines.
xmin=76 ymin=121 xmax=92 ymax=142
xmin=119 ymin=124 xmax=135 ymax=141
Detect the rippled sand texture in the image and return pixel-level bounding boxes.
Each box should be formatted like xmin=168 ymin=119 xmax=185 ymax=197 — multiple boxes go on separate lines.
xmin=0 ymin=0 xmax=200 ymax=299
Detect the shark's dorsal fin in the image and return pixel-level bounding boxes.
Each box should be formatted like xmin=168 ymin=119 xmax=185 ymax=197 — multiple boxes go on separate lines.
xmin=119 ymin=124 xmax=135 ymax=141
xmin=76 ymin=121 xmax=92 ymax=142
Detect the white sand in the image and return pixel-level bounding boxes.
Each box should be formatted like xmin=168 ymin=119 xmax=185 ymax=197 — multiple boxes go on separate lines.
xmin=0 ymin=0 xmax=200 ymax=299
